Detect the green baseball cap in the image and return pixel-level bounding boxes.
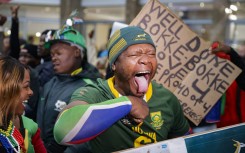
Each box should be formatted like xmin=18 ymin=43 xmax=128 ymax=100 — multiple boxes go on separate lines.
xmin=45 ymin=26 xmax=86 ymax=52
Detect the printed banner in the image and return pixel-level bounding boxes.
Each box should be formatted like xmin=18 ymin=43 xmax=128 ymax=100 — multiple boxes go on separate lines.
xmin=130 ymin=0 xmax=241 ymax=125
xmin=118 ymin=123 xmax=245 ymax=153
xmin=118 ymin=137 xmax=187 ymax=153
xmin=185 ymin=123 xmax=245 ymax=153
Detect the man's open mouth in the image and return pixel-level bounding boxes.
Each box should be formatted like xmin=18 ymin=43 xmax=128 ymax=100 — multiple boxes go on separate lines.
xmin=134 ymin=71 xmax=150 ymax=93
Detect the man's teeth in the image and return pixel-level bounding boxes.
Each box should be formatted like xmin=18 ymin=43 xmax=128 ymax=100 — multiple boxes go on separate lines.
xmin=139 ymin=71 xmax=150 ymax=74
xmin=136 ymin=71 xmax=150 ymax=75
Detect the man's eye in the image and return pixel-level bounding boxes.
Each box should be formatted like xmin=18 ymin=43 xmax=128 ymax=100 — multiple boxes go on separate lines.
xmin=148 ymin=51 xmax=156 ymax=56
xmin=129 ymin=53 xmax=138 ymax=57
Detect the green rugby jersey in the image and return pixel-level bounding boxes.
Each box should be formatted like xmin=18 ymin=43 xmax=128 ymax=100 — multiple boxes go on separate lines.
xmin=71 ymin=77 xmax=190 ymax=153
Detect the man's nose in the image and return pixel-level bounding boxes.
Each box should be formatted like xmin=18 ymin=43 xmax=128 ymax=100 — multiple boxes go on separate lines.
xmin=138 ymin=54 xmax=149 ymax=65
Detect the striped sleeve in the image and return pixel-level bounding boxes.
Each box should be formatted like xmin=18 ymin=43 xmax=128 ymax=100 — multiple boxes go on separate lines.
xmin=54 ymin=96 xmax=132 ymax=145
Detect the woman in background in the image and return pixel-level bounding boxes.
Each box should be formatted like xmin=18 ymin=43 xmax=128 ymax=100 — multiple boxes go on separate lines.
xmin=0 ymin=56 xmax=46 ymax=153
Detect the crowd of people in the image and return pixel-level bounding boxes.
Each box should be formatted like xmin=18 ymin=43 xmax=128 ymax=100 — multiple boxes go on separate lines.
xmin=0 ymin=4 xmax=244 ymax=153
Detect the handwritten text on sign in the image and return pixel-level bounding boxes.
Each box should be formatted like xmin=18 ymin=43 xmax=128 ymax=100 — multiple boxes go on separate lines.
xmin=130 ymin=0 xmax=241 ymax=125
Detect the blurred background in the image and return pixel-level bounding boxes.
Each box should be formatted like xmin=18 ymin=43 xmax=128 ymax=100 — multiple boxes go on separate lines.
xmin=0 ymin=0 xmax=245 ymax=51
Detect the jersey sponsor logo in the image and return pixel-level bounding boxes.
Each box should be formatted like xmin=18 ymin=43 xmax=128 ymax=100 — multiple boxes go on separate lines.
xmin=132 ymin=122 xmax=157 ymax=148
xmin=150 ymin=111 xmax=164 ymax=130
xmin=54 ymin=100 xmax=67 ymax=112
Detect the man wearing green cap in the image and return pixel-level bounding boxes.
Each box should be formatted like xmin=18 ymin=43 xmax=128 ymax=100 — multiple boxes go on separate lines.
xmin=53 ymin=26 xmax=191 ymax=153
xmin=36 ymin=25 xmax=101 ymax=153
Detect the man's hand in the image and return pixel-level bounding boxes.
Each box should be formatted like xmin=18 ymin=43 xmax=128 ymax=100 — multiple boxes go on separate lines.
xmin=0 ymin=14 xmax=7 ymax=26
xmin=209 ymin=41 xmax=231 ymax=54
xmin=127 ymin=96 xmax=149 ymax=123
xmin=10 ymin=5 xmax=20 ymax=19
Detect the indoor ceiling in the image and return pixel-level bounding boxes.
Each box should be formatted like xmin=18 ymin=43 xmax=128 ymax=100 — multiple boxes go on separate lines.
xmin=0 ymin=0 xmax=244 ymax=37
xmin=1 ymin=0 xmax=245 ymax=21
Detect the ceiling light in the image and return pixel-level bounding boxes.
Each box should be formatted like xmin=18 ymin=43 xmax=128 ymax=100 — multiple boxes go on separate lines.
xmin=7 ymin=30 xmax=11 ymax=35
xmin=200 ymin=2 xmax=204 ymax=8
xmin=230 ymin=5 xmax=238 ymax=11
xmin=36 ymin=32 xmax=41 ymax=37
xmin=229 ymin=14 xmax=237 ymax=21
xmin=178 ymin=11 xmax=184 ymax=17
xmin=225 ymin=8 xmax=232 ymax=14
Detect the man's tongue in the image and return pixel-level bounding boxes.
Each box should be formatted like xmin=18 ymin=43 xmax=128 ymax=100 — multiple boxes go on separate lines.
xmin=135 ymin=76 xmax=148 ymax=93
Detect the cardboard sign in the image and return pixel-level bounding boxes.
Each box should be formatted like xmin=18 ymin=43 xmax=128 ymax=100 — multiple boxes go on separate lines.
xmin=130 ymin=0 xmax=241 ymax=125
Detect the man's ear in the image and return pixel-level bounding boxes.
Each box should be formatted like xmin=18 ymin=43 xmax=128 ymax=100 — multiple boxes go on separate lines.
xmin=111 ymin=64 xmax=116 ymax=71
xmin=74 ymin=48 xmax=81 ymax=57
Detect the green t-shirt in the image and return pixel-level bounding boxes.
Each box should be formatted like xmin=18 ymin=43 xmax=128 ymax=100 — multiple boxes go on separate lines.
xmin=71 ymin=77 xmax=190 ymax=153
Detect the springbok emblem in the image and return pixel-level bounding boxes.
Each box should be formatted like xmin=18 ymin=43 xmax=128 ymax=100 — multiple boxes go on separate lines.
xmin=233 ymin=139 xmax=245 ymax=153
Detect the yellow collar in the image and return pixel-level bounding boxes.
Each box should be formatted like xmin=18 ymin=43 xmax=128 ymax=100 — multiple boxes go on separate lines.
xmin=107 ymin=76 xmax=152 ymax=102
xmin=71 ymin=68 xmax=83 ymax=76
